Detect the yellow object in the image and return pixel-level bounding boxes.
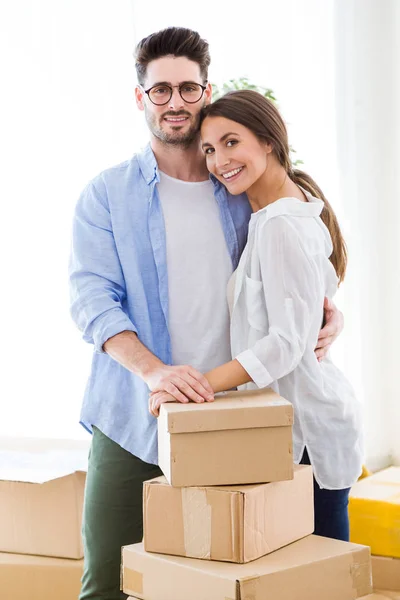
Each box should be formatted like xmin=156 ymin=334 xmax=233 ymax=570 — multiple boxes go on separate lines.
xmin=349 ymin=466 xmax=400 ymax=558
xmin=359 ymin=464 xmax=372 ymax=480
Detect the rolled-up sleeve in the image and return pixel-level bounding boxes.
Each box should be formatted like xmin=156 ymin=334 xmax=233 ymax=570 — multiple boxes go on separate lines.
xmin=69 ymin=179 xmax=137 ymax=353
xmin=236 ymin=216 xmax=323 ymax=387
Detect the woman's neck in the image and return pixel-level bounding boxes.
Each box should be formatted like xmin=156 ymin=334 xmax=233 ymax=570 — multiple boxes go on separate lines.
xmin=247 ymin=164 xmax=306 ymax=213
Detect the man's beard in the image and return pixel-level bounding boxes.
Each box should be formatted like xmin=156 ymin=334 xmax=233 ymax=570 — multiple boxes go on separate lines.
xmin=145 ymin=107 xmax=202 ymax=149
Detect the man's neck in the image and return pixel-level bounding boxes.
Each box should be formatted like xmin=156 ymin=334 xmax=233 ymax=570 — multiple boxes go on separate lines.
xmin=150 ymin=137 xmax=209 ymax=182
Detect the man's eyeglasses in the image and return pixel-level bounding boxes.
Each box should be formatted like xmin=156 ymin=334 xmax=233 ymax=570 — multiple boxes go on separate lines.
xmin=140 ymin=82 xmax=208 ymax=106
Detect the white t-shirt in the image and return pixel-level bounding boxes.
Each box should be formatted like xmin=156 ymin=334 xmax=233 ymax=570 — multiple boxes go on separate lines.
xmin=157 ymin=171 xmax=233 ymax=373
xmin=230 ymin=191 xmax=364 ymax=490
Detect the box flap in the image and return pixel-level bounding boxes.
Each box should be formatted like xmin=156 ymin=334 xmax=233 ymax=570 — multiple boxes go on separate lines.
xmin=159 ymin=388 xmax=293 ymax=434
xmin=0 ymin=449 xmax=88 ymax=483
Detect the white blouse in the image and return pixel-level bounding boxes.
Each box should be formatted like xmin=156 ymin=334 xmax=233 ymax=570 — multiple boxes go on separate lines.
xmin=230 ymin=193 xmax=364 ymax=490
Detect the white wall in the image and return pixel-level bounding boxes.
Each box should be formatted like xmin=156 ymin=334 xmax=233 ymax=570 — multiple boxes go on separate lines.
xmin=0 ymin=0 xmax=139 ymax=439
xmin=1 ymin=1 xmax=398 ymax=467
xmin=334 ymin=0 xmax=400 ymax=467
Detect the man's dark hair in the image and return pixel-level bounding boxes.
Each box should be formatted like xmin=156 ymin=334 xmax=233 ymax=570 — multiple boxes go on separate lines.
xmin=134 ymin=27 xmax=211 ymax=85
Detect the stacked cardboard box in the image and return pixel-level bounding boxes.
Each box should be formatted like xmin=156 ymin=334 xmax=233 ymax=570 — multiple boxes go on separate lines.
xmin=371 ymin=554 xmax=400 ymax=590
xmin=156 ymin=387 xmax=294 ymax=487
xmin=350 ymin=467 xmax=400 ymax=598
xmin=359 ymin=595 xmax=400 ymax=600
xmin=0 ymin=552 xmax=83 ymax=600
xmin=121 ymin=388 xmax=373 ymax=600
xmin=350 ymin=467 xmax=400 ymax=558
xmin=372 ymin=554 xmax=400 ymax=598
xmin=143 ymin=464 xmax=313 ymax=562
xmin=0 ymin=443 xmax=86 ymax=600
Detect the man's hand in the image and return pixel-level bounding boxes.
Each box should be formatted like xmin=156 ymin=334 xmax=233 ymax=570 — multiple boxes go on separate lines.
xmin=315 ymin=297 xmax=344 ymax=362
xmin=149 ymin=391 xmax=178 ymax=417
xmin=144 ymin=364 xmax=214 ymax=405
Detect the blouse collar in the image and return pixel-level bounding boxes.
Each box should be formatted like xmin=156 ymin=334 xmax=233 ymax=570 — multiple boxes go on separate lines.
xmin=250 ymin=190 xmax=324 ymax=223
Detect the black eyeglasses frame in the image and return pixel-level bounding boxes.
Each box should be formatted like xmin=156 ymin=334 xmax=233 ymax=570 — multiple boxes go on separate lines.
xmin=140 ymin=82 xmax=208 ymax=106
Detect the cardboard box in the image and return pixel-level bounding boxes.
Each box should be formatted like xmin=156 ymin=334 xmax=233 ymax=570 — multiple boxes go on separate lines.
xmin=122 ymin=536 xmax=372 ymax=600
xmin=143 ymin=464 xmax=313 ymax=563
xmin=0 ymin=448 xmax=87 ymax=558
xmin=374 ymin=593 xmax=400 ymax=600
xmin=360 ymin=595 xmax=398 ymax=600
xmin=0 ymin=552 xmax=83 ymax=600
xmin=360 ymin=596 xmax=397 ymax=600
xmin=350 ymin=467 xmax=400 ymax=558
xmin=158 ymin=388 xmax=293 ymax=487
xmin=371 ymin=555 xmax=400 ymax=591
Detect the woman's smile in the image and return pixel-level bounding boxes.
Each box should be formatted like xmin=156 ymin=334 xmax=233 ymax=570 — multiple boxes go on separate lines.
xmin=220 ymin=166 xmax=245 ymax=182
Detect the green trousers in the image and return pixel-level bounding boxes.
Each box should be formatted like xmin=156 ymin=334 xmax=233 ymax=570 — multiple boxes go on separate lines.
xmin=79 ymin=426 xmax=162 ymax=600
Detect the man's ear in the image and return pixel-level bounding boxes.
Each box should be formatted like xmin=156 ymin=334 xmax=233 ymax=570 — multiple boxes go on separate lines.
xmin=204 ymin=82 xmax=213 ymax=106
xmin=135 ymin=85 xmax=145 ymax=111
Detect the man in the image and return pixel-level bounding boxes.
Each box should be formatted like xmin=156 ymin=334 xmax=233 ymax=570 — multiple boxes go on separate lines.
xmin=69 ymin=26 xmax=343 ymax=600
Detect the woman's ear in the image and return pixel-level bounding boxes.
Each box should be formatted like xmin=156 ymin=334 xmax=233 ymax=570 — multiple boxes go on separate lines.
xmin=265 ymin=142 xmax=274 ymax=155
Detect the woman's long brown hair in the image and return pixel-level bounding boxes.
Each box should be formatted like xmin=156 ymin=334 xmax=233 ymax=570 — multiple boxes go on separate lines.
xmin=200 ymin=90 xmax=347 ymax=284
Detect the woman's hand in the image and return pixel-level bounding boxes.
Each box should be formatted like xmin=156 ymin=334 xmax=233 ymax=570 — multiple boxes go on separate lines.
xmin=149 ymin=390 xmax=184 ymax=417
xmin=315 ymin=297 xmax=344 ymax=361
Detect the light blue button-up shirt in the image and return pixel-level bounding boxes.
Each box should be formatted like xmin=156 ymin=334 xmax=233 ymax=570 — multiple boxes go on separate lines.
xmin=69 ymin=144 xmax=252 ymax=464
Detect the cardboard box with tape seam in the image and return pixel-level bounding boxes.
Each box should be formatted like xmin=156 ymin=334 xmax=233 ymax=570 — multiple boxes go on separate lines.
xmin=158 ymin=387 xmax=294 ymax=487
xmin=143 ymin=464 xmax=314 ymax=562
xmin=0 ymin=446 xmax=87 ymax=558
xmin=0 ymin=551 xmax=83 ymax=600
xmin=371 ymin=555 xmax=400 ymax=591
xmin=122 ymin=536 xmax=372 ymax=600
xmin=349 ymin=467 xmax=400 ymax=558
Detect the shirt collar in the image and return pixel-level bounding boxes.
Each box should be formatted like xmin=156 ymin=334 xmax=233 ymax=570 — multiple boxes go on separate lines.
xmin=136 ymin=144 xmax=226 ymax=191
xmin=250 ymin=191 xmax=324 ymax=223
xmin=136 ymin=143 xmax=159 ymax=186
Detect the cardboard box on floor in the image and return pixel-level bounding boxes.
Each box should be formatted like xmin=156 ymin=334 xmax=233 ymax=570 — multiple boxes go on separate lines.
xmin=371 ymin=555 xmax=400 ymax=591
xmin=0 ymin=552 xmax=83 ymax=600
xmin=0 ymin=446 xmax=87 ymax=558
xmin=350 ymin=467 xmax=400 ymax=558
xmin=122 ymin=536 xmax=372 ymax=600
xmin=359 ymin=595 xmax=398 ymax=600
xmin=143 ymin=464 xmax=314 ymax=563
xmin=158 ymin=387 xmax=294 ymax=487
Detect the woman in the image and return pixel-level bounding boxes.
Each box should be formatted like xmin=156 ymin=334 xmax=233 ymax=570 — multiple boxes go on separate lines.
xmin=150 ymin=90 xmax=363 ymax=542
